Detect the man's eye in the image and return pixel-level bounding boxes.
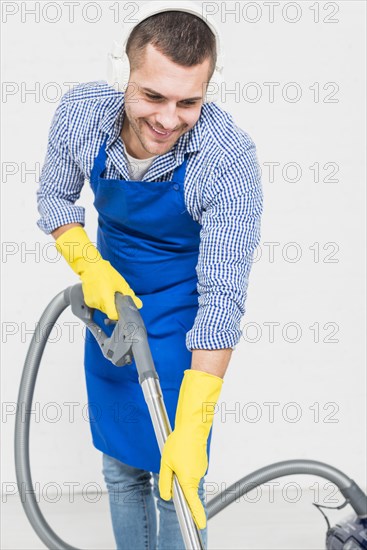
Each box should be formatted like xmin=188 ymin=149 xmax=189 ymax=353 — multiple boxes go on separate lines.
xmin=145 ymin=94 xmax=197 ymax=106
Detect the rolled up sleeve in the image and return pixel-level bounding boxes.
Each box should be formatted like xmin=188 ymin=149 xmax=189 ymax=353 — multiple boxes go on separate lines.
xmin=36 ymin=93 xmax=86 ymax=234
xmin=185 ymin=143 xmax=263 ymax=351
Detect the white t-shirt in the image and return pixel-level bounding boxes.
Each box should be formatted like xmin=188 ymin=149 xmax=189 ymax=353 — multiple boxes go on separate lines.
xmin=122 ymin=140 xmax=159 ymax=181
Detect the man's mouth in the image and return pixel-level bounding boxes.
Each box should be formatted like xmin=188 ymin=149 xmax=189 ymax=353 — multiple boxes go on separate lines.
xmin=145 ymin=120 xmax=174 ymax=139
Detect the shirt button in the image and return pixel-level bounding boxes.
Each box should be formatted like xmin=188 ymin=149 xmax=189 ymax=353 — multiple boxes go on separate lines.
xmin=173 ymin=184 xmax=179 ymax=191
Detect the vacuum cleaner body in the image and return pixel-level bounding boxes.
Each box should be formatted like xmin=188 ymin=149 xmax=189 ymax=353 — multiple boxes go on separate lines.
xmin=326 ymin=515 xmax=367 ymax=549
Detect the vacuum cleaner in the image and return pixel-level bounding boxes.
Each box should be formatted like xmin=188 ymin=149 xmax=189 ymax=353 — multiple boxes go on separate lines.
xmin=14 ymin=284 xmax=367 ymax=549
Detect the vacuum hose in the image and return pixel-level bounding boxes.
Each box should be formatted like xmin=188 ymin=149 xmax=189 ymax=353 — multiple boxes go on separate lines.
xmin=14 ymin=288 xmax=367 ymax=550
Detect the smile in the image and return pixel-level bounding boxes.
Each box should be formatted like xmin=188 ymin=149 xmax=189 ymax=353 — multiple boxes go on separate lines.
xmin=146 ymin=121 xmax=174 ymax=139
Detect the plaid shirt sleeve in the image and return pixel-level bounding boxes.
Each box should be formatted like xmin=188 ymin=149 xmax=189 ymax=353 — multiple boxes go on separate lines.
xmin=36 ymin=94 xmax=86 ymax=234
xmin=185 ymin=142 xmax=263 ymax=351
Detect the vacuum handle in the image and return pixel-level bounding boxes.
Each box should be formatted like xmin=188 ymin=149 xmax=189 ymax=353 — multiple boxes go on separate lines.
xmin=66 ymin=284 xmax=155 ymax=371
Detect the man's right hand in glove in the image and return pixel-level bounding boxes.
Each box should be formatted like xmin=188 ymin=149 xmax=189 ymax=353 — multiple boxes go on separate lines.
xmin=53 ymin=224 xmax=143 ymax=320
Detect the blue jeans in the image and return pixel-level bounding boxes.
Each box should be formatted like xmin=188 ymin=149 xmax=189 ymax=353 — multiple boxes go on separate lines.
xmin=102 ymin=453 xmax=208 ymax=550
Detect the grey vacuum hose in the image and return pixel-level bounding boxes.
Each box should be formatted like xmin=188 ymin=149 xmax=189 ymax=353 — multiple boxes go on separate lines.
xmin=14 ymin=288 xmax=367 ymax=550
xmin=207 ymin=459 xmax=367 ymax=520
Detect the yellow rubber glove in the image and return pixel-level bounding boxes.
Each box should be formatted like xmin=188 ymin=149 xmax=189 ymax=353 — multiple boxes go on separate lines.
xmin=55 ymin=226 xmax=143 ymax=319
xmin=159 ymin=369 xmax=223 ymax=530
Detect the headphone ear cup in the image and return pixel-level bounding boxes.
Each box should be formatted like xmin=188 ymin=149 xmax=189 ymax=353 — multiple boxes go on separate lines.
xmin=107 ymin=47 xmax=131 ymax=93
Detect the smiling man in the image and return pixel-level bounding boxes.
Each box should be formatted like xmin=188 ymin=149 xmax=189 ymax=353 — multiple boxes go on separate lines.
xmin=36 ymin=4 xmax=263 ymax=550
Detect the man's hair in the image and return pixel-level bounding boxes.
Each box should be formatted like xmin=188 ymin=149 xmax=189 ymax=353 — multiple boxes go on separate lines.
xmin=126 ymin=11 xmax=217 ymax=81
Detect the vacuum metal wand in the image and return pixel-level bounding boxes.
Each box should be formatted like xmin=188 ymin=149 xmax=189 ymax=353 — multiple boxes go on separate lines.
xmin=141 ymin=376 xmax=205 ymax=550
xmin=68 ymin=284 xmax=205 ymax=550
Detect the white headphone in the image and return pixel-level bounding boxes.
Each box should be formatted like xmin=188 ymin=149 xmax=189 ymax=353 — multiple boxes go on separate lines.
xmin=106 ymin=0 xmax=224 ymax=103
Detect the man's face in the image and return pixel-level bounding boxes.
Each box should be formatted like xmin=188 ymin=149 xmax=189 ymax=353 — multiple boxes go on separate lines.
xmin=121 ymin=43 xmax=211 ymax=159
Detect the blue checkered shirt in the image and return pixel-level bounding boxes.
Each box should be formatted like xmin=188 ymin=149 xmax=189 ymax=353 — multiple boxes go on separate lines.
xmin=36 ymin=81 xmax=263 ymax=351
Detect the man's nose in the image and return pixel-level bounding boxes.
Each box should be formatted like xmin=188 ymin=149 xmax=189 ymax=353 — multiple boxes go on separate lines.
xmin=155 ymin=103 xmax=180 ymax=131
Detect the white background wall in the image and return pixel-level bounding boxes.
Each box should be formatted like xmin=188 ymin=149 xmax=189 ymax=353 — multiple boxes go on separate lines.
xmin=1 ymin=0 xmax=366 ymax=515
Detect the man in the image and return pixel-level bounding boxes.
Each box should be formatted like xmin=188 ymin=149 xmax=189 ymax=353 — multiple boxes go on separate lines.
xmin=36 ymin=5 xmax=263 ymax=549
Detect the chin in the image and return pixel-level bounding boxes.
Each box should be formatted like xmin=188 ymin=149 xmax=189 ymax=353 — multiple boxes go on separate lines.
xmin=145 ymin=136 xmax=176 ymax=152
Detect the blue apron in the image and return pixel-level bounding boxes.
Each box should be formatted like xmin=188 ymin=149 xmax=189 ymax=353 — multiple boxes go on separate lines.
xmin=84 ymin=134 xmax=213 ymax=473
